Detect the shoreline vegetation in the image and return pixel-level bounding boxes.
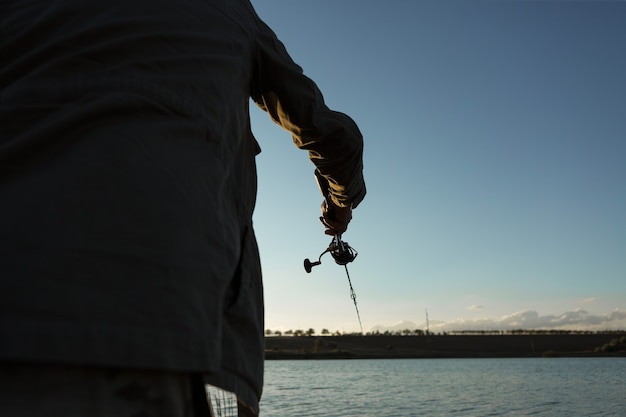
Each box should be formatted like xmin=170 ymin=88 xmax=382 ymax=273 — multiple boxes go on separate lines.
xmin=264 ymin=331 xmax=626 ymax=360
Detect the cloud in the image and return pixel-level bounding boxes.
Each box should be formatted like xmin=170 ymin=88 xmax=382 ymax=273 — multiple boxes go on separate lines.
xmin=370 ymin=309 xmax=626 ymax=333
xmin=467 ymin=305 xmax=484 ymax=310
xmin=370 ymin=320 xmax=419 ymax=332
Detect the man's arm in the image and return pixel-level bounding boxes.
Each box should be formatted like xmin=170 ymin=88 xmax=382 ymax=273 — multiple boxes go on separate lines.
xmin=250 ymin=19 xmax=366 ymax=212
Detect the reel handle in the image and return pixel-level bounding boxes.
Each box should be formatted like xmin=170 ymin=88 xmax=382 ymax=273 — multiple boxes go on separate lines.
xmin=304 ymin=258 xmax=321 ymax=273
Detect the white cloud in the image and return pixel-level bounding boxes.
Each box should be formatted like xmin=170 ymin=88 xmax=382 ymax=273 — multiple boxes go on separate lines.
xmin=370 ymin=320 xmax=419 ymax=332
xmin=370 ymin=308 xmax=626 ymax=333
xmin=467 ymin=304 xmax=484 ymax=311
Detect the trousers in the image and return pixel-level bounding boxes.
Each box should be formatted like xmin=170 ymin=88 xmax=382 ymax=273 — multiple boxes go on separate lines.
xmin=0 ymin=362 xmax=211 ymax=417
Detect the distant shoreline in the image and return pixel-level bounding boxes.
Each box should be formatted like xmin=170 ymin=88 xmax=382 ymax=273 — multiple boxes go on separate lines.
xmin=264 ymin=333 xmax=626 ymax=360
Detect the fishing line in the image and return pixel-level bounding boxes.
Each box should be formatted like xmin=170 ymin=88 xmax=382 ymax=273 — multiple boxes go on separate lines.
xmin=344 ymin=264 xmax=364 ymax=335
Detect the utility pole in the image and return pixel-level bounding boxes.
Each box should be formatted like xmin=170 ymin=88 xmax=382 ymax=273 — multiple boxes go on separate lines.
xmin=425 ymin=308 xmax=430 ymax=335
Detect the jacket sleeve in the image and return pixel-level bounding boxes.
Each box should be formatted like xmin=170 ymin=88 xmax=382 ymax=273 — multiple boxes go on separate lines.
xmin=250 ymin=19 xmax=366 ymax=209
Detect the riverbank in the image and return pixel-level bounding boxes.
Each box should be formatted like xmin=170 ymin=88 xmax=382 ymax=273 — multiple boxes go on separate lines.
xmin=264 ymin=333 xmax=626 ymax=359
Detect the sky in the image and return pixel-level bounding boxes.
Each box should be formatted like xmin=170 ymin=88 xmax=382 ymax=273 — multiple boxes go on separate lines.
xmin=248 ymin=0 xmax=626 ymax=334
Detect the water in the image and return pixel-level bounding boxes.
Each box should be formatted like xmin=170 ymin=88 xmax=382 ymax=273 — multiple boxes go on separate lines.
xmin=260 ymin=358 xmax=626 ymax=416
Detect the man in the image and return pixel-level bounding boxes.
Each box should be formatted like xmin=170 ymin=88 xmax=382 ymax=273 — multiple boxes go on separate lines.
xmin=0 ymin=0 xmax=365 ymax=415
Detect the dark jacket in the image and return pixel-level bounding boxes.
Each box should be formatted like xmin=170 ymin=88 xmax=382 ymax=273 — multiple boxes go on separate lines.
xmin=0 ymin=0 xmax=365 ymax=412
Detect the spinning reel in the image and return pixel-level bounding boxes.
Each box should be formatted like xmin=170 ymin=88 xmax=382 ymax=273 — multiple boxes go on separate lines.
xmin=304 ymin=235 xmax=357 ymax=273
xmin=304 ymin=168 xmax=358 ymax=272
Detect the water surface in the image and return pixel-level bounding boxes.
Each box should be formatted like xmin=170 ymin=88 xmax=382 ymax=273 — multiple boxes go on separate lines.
xmin=260 ymin=358 xmax=626 ymax=416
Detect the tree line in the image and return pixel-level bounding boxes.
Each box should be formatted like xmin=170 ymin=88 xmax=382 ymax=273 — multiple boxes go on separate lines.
xmin=265 ymin=328 xmax=626 ymax=337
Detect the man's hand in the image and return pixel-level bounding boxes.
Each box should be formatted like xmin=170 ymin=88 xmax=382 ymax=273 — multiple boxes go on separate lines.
xmin=320 ymin=199 xmax=352 ymax=236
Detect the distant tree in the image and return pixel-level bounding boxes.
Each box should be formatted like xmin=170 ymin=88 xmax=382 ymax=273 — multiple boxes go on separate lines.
xmin=321 ymin=328 xmax=330 ymax=335
xmin=285 ymin=329 xmax=293 ymax=336
xmin=294 ymin=329 xmax=304 ymax=337
xmin=306 ymin=328 xmax=315 ymax=337
xmin=274 ymin=330 xmax=282 ymax=337
xmin=265 ymin=329 xmax=272 ymax=336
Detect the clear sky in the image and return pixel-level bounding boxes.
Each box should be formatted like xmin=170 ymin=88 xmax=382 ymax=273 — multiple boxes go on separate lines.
xmin=248 ymin=0 xmax=626 ymax=334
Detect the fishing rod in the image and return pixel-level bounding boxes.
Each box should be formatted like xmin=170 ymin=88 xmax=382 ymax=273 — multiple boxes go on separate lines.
xmin=303 ymin=170 xmax=364 ymax=335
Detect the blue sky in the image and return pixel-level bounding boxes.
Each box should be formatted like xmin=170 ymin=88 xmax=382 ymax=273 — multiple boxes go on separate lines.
xmin=249 ymin=0 xmax=626 ymax=333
